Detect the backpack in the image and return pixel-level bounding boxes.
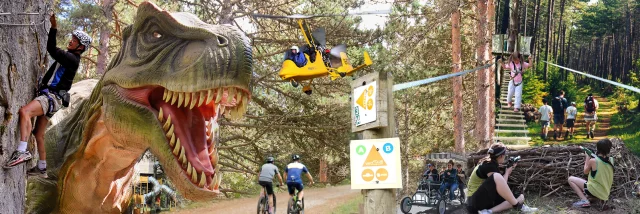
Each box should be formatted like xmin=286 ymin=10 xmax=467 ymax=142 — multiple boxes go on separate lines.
xmin=551 ymin=96 xmax=564 ymax=113
xmin=585 ymin=96 xmax=596 ymax=113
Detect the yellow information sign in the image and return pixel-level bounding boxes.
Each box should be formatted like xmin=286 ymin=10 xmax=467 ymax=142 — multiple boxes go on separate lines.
xmin=353 ymin=81 xmax=377 ymax=126
xmin=350 ymin=138 xmax=402 ymax=189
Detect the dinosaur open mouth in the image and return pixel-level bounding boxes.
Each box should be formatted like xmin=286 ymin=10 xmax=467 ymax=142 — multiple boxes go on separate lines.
xmin=118 ymin=85 xmax=248 ymax=191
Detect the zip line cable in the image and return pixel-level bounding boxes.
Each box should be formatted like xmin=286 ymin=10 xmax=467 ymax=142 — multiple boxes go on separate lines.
xmin=392 ymin=63 xmax=494 ymax=91
xmin=0 ymin=11 xmax=47 ymax=26
xmin=544 ymin=61 xmax=640 ymax=94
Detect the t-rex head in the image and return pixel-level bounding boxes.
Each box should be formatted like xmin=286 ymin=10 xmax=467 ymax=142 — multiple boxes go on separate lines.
xmin=101 ymin=2 xmax=251 ymax=200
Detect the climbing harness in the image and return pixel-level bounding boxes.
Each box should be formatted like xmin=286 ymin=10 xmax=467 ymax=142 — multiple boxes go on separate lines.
xmin=510 ymin=61 xmax=523 ymax=87
xmin=544 ymin=61 xmax=640 ymax=94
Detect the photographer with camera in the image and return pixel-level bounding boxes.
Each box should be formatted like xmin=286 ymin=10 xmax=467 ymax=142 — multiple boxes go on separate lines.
xmin=567 ymin=139 xmax=614 ymax=208
xmin=466 ymin=143 xmax=538 ymax=214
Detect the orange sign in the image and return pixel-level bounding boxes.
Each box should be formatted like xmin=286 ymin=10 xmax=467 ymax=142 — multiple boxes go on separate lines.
xmin=361 ymin=169 xmax=374 ymax=182
xmin=363 ymin=145 xmax=387 ymax=167
xmin=376 ymin=168 xmax=389 ymax=181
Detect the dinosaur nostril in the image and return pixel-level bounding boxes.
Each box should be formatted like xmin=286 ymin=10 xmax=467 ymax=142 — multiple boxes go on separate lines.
xmin=217 ymin=36 xmax=228 ymax=47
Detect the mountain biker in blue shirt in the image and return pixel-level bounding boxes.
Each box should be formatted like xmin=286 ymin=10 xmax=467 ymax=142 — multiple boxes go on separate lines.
xmin=284 ymin=154 xmax=314 ymax=208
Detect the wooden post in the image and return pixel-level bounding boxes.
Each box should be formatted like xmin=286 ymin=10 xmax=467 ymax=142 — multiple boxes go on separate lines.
xmin=359 ymin=72 xmax=396 ymax=214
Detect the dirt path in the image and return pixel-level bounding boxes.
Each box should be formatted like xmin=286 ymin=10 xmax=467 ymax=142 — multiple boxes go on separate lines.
xmin=173 ymin=185 xmax=360 ymax=214
xmin=540 ymin=95 xmax=613 ymax=143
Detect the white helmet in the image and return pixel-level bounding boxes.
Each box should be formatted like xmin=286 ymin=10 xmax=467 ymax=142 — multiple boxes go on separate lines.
xmin=290 ymin=45 xmax=299 ymax=52
xmin=72 ymin=30 xmax=92 ymax=47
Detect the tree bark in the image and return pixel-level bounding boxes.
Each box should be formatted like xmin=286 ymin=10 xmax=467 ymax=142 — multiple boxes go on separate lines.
xmin=451 ymin=4 xmax=464 ymax=154
xmin=508 ymin=0 xmax=520 ymax=52
xmin=0 ymin=0 xmax=50 ymax=212
xmin=544 ymin=0 xmax=555 ymax=81
xmin=531 ymin=0 xmax=541 ymax=67
xmin=96 ymin=0 xmax=116 ymax=75
xmin=475 ymin=0 xmax=495 ymax=148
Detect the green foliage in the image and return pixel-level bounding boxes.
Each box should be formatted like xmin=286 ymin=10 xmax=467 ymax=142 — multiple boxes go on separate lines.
xmin=522 ymin=65 xmax=547 ymax=106
xmin=331 ymin=194 xmax=363 ymax=213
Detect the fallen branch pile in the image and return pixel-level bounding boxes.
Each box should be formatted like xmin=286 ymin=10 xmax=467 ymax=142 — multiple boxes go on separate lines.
xmin=467 ymin=139 xmax=640 ymax=199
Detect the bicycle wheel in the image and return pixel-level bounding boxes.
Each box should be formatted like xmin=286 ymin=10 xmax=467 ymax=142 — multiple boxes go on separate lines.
xmin=257 ymin=196 xmax=266 ymax=214
xmin=400 ymin=196 xmax=412 ymax=214
xmin=287 ymin=198 xmax=295 ymax=214
xmin=437 ymin=198 xmax=447 ymax=214
xmin=271 ymin=192 xmax=277 ymax=214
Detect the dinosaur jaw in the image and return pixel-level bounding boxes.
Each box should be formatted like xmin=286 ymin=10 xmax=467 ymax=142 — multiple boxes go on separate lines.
xmin=117 ymin=85 xmax=249 ymax=192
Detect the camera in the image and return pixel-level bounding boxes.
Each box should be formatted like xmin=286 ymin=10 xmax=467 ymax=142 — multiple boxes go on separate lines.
xmin=580 ymin=146 xmax=597 ymax=158
xmin=506 ymin=156 xmax=521 ymax=168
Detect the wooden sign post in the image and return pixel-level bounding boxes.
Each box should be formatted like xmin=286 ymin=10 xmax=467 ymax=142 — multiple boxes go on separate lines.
xmin=351 ymin=71 xmax=396 ymax=214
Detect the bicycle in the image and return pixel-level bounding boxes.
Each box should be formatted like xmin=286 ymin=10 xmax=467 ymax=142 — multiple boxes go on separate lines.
xmin=287 ymin=182 xmax=312 ymax=214
xmin=257 ymin=183 xmax=279 ymax=214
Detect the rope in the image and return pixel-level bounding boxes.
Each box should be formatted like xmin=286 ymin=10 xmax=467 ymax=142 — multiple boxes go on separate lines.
xmin=392 ymin=63 xmax=494 ymax=91
xmin=544 ymin=61 xmax=640 ymax=94
xmin=0 ymin=19 xmax=46 ymax=26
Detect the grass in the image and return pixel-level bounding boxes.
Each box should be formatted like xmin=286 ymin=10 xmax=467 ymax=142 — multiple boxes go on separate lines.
xmin=607 ymin=101 xmax=640 ymax=155
xmin=330 ymin=194 xmax=362 ymax=214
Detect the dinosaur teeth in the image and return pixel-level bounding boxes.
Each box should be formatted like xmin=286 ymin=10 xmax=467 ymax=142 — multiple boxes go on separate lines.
xmin=179 ymin=146 xmax=186 ymax=164
xmin=171 ymin=91 xmax=178 ymax=105
xmin=167 ymin=90 xmax=174 ymax=102
xmin=184 ymin=92 xmax=191 ymax=108
xmin=190 ymin=92 xmax=198 ymax=109
xmin=177 ymin=92 xmax=185 ymax=108
xmin=163 ymin=89 xmax=168 ymax=101
xmin=165 ymin=124 xmax=174 ymax=139
xmin=172 ymin=139 xmax=180 ymax=155
xmin=191 ymin=166 xmax=198 ymax=183
xmin=206 ymin=89 xmax=214 ymax=105
xmin=169 ymin=133 xmax=176 ymax=147
xmin=187 ymin=162 xmax=192 ymax=175
xmin=163 ymin=115 xmax=172 ymax=131
xmin=215 ymin=88 xmax=223 ymax=103
xmin=199 ymin=171 xmax=206 ymax=188
xmin=198 ymin=91 xmax=206 ymax=107
xmin=158 ymin=107 xmax=164 ymax=122
xmin=226 ymin=88 xmax=235 ymax=103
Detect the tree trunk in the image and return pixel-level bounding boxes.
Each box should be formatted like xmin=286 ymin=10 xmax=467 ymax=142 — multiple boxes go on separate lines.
xmin=531 ymin=0 xmax=541 ymax=66
xmin=475 ymin=0 xmax=495 ymax=148
xmin=96 ymin=0 xmax=116 ymax=75
xmin=451 ymin=5 xmax=464 ymax=154
xmin=508 ymin=0 xmax=520 ymax=53
xmin=0 ymin=0 xmax=50 ymax=212
xmin=544 ymin=0 xmax=555 ymax=81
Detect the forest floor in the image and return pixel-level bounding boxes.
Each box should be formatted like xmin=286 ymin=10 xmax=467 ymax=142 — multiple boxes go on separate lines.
xmin=173 ymin=185 xmax=360 ymax=214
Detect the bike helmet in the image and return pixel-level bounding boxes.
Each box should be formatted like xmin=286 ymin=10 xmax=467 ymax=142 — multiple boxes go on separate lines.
xmin=266 ymin=156 xmax=275 ymax=163
xmin=72 ymin=30 xmax=92 ymax=47
xmin=291 ymin=45 xmax=299 ymax=52
xmin=291 ymin=154 xmax=300 ymax=161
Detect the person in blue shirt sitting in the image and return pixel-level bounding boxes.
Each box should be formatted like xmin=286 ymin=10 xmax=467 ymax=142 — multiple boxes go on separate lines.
xmin=439 ymin=160 xmax=459 ymax=201
xmin=287 ymin=46 xmax=307 ymax=68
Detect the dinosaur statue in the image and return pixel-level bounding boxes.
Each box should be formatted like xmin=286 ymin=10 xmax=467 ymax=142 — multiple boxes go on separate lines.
xmin=25 ymin=2 xmax=252 ymax=213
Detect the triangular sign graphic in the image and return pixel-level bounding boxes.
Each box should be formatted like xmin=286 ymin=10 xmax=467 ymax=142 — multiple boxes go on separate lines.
xmin=356 ymin=90 xmax=366 ymax=109
xmin=363 ymin=145 xmax=387 ymax=167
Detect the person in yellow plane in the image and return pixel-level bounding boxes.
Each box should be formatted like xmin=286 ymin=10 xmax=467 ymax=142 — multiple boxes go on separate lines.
xmin=287 ymin=46 xmax=307 ymax=67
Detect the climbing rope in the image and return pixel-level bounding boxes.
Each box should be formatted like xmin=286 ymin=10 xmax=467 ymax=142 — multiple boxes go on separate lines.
xmin=392 ymin=63 xmax=494 ymax=91
xmin=544 ymin=61 xmax=640 ymax=94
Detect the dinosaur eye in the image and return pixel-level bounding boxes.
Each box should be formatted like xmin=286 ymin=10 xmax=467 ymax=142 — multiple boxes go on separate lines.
xmin=153 ymin=31 xmax=162 ymax=39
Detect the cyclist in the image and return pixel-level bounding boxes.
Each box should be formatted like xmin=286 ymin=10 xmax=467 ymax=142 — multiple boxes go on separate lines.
xmin=258 ymin=156 xmax=284 ymax=214
xmin=284 ymin=154 xmax=315 ymax=209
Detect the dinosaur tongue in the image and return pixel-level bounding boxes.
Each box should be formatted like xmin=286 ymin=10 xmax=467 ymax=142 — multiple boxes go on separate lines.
xmin=155 ymin=101 xmax=216 ymax=175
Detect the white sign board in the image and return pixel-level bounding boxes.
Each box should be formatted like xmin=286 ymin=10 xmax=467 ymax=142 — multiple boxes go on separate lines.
xmin=353 ymin=81 xmax=377 ymax=126
xmin=350 ymin=137 xmax=402 ymax=189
